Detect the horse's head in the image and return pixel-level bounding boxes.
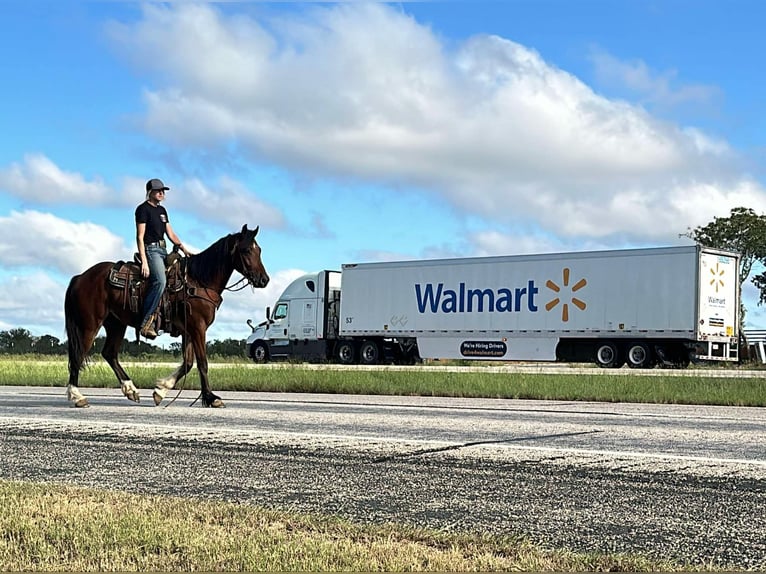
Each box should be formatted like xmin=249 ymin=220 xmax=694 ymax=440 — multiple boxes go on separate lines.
xmin=232 ymin=224 xmax=270 ymax=288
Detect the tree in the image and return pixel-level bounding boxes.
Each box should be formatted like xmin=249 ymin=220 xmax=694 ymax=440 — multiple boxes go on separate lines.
xmin=682 ymin=206 xmax=766 ymax=324
xmin=34 ymin=334 xmax=62 ymax=355
xmin=207 ymin=338 xmax=247 ymax=358
xmin=0 ymin=328 xmax=35 ymax=354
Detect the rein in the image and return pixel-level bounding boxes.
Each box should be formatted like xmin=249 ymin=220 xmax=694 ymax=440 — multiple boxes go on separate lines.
xmin=225 ymin=248 xmax=258 ymax=292
xmin=163 ymin=244 xmax=252 ymax=408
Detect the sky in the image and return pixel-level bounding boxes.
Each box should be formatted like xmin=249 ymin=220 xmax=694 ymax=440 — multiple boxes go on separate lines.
xmin=2 ymin=0 xmax=766 ymax=346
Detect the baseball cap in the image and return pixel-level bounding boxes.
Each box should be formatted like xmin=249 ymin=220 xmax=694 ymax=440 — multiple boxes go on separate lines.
xmin=146 ymin=178 xmax=170 ymax=192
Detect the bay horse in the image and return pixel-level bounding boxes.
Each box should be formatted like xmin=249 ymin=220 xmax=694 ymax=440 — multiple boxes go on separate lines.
xmin=64 ymin=224 xmax=269 ymax=408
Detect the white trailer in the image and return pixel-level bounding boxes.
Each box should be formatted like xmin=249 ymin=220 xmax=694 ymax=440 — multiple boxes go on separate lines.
xmin=245 ymin=245 xmax=740 ymax=368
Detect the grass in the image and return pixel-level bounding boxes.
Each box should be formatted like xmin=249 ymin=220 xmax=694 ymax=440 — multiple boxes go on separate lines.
xmin=0 ymin=480 xmax=706 ymax=572
xmin=0 ymin=356 xmax=764 ymax=406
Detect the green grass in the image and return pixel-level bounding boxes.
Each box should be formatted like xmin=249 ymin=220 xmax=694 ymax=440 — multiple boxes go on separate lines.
xmin=0 ymin=480 xmax=708 ymax=572
xmin=0 ymin=358 xmax=756 ymax=571
xmin=0 ymin=357 xmax=764 ymax=406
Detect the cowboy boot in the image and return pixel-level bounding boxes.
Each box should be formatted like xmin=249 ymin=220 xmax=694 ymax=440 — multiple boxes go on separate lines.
xmin=140 ymin=313 xmax=158 ymax=339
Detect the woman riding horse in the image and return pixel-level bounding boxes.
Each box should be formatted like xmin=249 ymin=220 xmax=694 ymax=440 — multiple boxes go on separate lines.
xmin=64 ymin=224 xmax=269 ymax=408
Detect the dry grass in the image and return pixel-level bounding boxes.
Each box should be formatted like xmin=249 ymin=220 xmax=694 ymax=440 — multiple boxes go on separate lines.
xmin=0 ymin=480 xmax=701 ymax=572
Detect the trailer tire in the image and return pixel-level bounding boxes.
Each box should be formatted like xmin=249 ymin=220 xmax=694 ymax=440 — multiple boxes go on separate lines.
xmin=626 ymin=342 xmax=653 ymax=369
xmin=359 ymin=340 xmax=380 ymax=365
xmin=250 ymin=341 xmax=269 ymax=364
xmin=336 ymin=341 xmax=356 ymax=365
xmin=595 ymin=341 xmax=624 ymax=368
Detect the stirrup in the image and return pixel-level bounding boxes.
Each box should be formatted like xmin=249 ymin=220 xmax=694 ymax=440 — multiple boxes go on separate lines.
xmin=140 ymin=323 xmax=158 ymax=339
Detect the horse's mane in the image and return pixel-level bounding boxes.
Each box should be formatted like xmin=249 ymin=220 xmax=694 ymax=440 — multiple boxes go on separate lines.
xmin=185 ymin=233 xmax=236 ymax=287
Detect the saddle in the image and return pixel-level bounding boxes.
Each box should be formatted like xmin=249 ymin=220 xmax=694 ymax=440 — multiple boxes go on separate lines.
xmin=107 ymin=251 xmax=186 ymax=338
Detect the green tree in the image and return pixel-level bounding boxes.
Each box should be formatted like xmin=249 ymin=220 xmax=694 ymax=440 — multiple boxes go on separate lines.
xmin=33 ymin=334 xmax=62 ymax=355
xmin=0 ymin=328 xmax=35 ymax=354
xmin=682 ymin=206 xmax=766 ymax=324
xmin=207 ymin=338 xmax=246 ymax=358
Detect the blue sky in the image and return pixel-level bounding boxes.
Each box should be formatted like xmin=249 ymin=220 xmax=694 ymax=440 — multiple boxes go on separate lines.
xmin=2 ymin=1 xmax=766 ymax=345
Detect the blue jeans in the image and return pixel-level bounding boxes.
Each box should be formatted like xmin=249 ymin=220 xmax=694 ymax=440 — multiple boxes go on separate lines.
xmin=141 ymin=245 xmax=167 ymax=327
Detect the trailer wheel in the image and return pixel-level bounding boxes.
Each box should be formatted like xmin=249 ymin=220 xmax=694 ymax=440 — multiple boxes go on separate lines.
xmin=359 ymin=341 xmax=380 ymax=365
xmin=336 ymin=341 xmax=356 ymax=365
xmin=595 ymin=342 xmax=624 ymax=368
xmin=626 ymin=342 xmax=653 ymax=369
xmin=250 ymin=341 xmax=269 ymax=364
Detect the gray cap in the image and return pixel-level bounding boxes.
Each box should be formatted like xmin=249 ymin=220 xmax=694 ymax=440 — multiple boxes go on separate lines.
xmin=146 ymin=178 xmax=170 ymax=192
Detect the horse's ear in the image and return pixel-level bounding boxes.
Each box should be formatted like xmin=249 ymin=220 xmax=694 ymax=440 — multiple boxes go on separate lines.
xmin=253 ymin=225 xmax=259 ymax=237
xmin=240 ymin=224 xmax=248 ymax=235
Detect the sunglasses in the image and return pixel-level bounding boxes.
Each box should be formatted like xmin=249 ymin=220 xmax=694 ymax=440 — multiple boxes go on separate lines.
xmin=154 ymin=190 xmax=166 ymax=195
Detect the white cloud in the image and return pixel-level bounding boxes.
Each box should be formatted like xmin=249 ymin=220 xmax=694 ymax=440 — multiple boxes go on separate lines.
xmin=0 ymin=155 xmax=286 ymax=232
xmin=0 ymin=154 xmax=112 ymax=204
xmin=0 ymin=272 xmax=68 ymax=338
xmin=0 ymin=210 xmax=130 ymax=276
xmin=181 ymin=176 xmax=285 ymax=230
xmin=106 ymin=3 xmax=766 ymax=243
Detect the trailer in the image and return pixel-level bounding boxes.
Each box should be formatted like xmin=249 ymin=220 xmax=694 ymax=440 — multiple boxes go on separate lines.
xmin=245 ymin=245 xmax=740 ymax=368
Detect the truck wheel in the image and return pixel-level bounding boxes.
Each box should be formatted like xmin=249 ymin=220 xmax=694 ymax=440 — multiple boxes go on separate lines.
xmin=359 ymin=341 xmax=380 ymax=365
xmin=336 ymin=341 xmax=356 ymax=365
xmin=626 ymin=342 xmax=653 ymax=369
xmin=595 ymin=342 xmax=624 ymax=368
xmin=251 ymin=341 xmax=269 ymax=364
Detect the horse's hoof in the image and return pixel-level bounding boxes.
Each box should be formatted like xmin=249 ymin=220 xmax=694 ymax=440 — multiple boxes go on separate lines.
xmin=210 ymin=399 xmax=225 ymax=408
xmin=121 ymin=382 xmax=141 ymax=403
xmin=74 ymin=398 xmax=90 ymax=408
xmin=153 ymin=392 xmax=163 ymax=406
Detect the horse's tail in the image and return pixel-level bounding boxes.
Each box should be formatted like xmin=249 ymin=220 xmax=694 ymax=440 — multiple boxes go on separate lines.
xmin=65 ymin=275 xmax=88 ymax=375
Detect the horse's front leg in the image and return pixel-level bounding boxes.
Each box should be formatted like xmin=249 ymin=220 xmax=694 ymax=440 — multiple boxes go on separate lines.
xmin=192 ymin=328 xmax=223 ymax=408
xmin=152 ymin=337 xmax=194 ymax=406
xmin=101 ymin=316 xmax=140 ymax=403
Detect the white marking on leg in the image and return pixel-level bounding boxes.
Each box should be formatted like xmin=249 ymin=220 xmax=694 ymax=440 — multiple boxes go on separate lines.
xmin=66 ymin=384 xmax=89 ymax=408
xmin=155 ymin=373 xmax=177 ymax=392
xmin=153 ymin=372 xmax=178 ymax=406
xmin=120 ymin=380 xmax=140 ymax=403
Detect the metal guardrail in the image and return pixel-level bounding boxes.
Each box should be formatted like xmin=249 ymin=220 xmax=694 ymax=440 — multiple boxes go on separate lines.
xmin=743 ymin=330 xmax=766 ymax=364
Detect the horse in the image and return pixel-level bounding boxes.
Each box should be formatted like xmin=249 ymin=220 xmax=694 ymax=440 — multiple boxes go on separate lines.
xmin=64 ymin=224 xmax=269 ymax=408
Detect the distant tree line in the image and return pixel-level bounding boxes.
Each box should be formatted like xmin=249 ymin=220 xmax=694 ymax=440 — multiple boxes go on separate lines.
xmin=0 ymin=328 xmax=247 ymax=358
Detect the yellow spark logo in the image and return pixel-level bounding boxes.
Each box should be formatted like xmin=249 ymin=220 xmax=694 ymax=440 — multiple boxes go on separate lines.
xmin=709 ymin=263 xmax=725 ymax=293
xmin=545 ymin=268 xmax=587 ymax=322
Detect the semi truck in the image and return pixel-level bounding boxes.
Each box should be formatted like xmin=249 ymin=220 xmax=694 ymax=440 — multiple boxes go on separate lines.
xmin=245 ymin=245 xmax=740 ymax=368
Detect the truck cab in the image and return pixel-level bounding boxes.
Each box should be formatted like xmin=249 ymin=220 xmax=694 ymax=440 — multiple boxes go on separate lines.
xmin=246 ymin=271 xmax=341 ymax=363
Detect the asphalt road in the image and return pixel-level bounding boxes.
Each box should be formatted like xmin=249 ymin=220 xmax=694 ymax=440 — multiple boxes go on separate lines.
xmin=0 ymin=386 xmax=764 ymax=569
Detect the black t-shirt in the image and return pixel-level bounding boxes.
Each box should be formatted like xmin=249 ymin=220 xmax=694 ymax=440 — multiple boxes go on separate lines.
xmin=135 ymin=202 xmax=169 ymax=244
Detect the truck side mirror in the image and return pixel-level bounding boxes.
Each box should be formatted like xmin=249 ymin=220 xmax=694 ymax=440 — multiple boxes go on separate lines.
xmin=246 ymin=318 xmax=255 ymax=333
xmin=266 ymin=306 xmax=271 ymax=322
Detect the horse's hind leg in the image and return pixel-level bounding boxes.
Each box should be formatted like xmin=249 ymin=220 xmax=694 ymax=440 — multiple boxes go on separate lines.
xmin=102 ymin=314 xmax=140 ymax=403
xmin=65 ymin=281 xmax=105 ymax=409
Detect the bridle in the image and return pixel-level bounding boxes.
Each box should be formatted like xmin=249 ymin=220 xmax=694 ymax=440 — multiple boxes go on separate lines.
xmin=225 ymin=238 xmax=262 ymax=292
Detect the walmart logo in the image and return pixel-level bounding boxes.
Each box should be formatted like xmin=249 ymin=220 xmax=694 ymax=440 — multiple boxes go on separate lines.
xmin=709 ymin=263 xmax=725 ymax=293
xmin=545 ymin=268 xmax=587 ymax=322
xmin=414 ymin=267 xmax=589 ymax=322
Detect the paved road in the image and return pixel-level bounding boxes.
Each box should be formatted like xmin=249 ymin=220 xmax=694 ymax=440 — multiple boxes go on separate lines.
xmin=0 ymin=386 xmax=764 ymax=569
